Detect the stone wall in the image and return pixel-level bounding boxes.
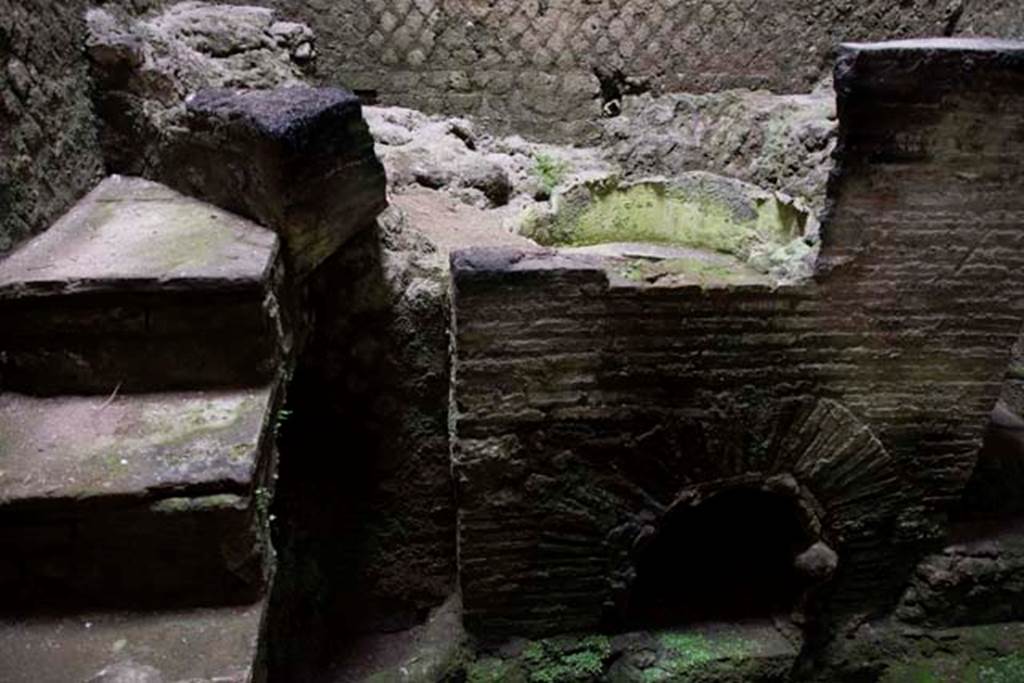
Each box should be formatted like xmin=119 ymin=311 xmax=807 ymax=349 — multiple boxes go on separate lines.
xmin=0 ymin=1 xmax=104 ymax=254
xmin=450 ymin=40 xmax=1024 ymax=639
xmin=218 ymin=0 xmax=1024 ymax=141
xmin=102 ymin=2 xmax=1024 ymax=142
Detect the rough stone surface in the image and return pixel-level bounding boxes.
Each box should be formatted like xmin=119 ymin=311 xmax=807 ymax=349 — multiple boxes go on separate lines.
xmin=0 ymin=601 xmax=266 ymax=683
xmin=601 ymin=85 xmax=838 ymax=211
xmin=0 ymin=0 xmax=104 ymax=255
xmin=0 ymin=386 xmax=277 ymax=608
xmin=87 ymin=3 xmax=387 ymax=277
xmin=85 ymin=2 xmax=313 ymax=176
xmin=810 ymin=620 xmax=1024 ymax=682
xmin=170 ymin=86 xmax=387 ymax=277
xmin=369 ymin=108 xmax=514 ymax=208
xmin=450 ymin=39 xmax=1024 ymax=639
xmin=366 ymin=105 xmax=614 ymax=213
xmin=390 ymin=188 xmax=536 ymax=254
xmin=896 ymin=518 xmax=1024 ymax=628
xmin=0 ymin=175 xmax=286 ymax=395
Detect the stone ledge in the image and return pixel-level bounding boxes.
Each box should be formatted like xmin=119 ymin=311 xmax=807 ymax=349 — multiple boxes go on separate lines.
xmin=0 ymin=386 xmax=277 ymax=609
xmin=0 ymin=175 xmax=287 ymax=394
xmin=0 ymin=175 xmax=278 ymax=296
xmin=0 ymin=600 xmax=266 ymax=683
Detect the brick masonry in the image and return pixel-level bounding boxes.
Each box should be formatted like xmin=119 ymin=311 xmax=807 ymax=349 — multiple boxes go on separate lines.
xmin=236 ymin=0 xmax=1024 ymax=141
xmin=450 ymin=39 xmax=1024 ymax=638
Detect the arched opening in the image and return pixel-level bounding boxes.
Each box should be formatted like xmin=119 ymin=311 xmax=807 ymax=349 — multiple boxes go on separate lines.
xmin=625 ymin=488 xmax=815 ymax=629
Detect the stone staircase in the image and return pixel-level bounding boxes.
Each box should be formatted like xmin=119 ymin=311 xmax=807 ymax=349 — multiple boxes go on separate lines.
xmin=0 ymin=175 xmax=288 ymax=682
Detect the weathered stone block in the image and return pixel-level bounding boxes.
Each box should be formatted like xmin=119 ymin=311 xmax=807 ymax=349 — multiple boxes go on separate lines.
xmin=169 ymin=86 xmax=388 ymax=277
xmin=0 ymin=175 xmax=286 ymax=395
xmin=0 ymin=386 xmax=277 ymax=609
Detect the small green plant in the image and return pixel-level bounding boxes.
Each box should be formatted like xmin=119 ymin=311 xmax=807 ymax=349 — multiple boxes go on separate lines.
xmin=466 ymin=657 xmax=517 ymax=683
xmin=254 ymin=486 xmax=273 ymax=518
xmin=522 ymin=635 xmax=612 ymax=683
xmin=980 ymin=653 xmax=1024 ymax=682
xmin=531 ymin=153 xmax=572 ymax=194
xmin=644 ymin=631 xmax=755 ymax=681
xmin=273 ymin=408 xmax=293 ymax=436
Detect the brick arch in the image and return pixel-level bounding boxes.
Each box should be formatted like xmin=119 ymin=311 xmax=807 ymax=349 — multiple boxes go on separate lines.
xmin=609 ymin=398 xmax=906 ymax=627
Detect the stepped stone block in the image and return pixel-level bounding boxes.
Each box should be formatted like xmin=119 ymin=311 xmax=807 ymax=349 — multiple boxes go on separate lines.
xmin=0 ymin=601 xmax=266 ymax=683
xmin=0 ymin=386 xmax=277 ymax=609
xmin=169 ymin=86 xmax=388 ymax=278
xmin=0 ymin=175 xmax=287 ymax=395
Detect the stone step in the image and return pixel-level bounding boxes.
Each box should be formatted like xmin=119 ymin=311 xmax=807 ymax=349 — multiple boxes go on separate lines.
xmin=0 ymin=386 xmax=278 ymax=610
xmin=0 ymin=175 xmax=288 ymax=395
xmin=0 ymin=600 xmax=266 ymax=683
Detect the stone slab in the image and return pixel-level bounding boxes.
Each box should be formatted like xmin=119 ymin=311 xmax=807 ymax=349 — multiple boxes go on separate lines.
xmin=169 ymin=86 xmax=387 ymax=278
xmin=0 ymin=387 xmax=277 ymax=608
xmin=0 ymin=388 xmax=272 ymax=507
xmin=0 ymin=601 xmax=265 ymax=683
xmin=0 ymin=175 xmax=277 ymax=294
xmin=0 ymin=175 xmax=286 ymax=394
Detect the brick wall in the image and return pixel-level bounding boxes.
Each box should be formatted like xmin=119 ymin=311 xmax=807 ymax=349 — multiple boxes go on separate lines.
xmin=450 ymin=39 xmax=1024 ymax=638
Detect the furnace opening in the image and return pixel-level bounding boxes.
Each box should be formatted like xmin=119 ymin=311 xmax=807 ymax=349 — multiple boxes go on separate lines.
xmin=626 ymin=488 xmax=815 ymax=629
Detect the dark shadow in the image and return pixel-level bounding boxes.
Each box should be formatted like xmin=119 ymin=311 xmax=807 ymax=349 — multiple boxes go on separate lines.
xmin=957 ymin=401 xmax=1024 ymax=521
xmin=626 ymin=489 xmax=812 ymax=629
xmin=263 ymin=224 xmax=456 ymax=682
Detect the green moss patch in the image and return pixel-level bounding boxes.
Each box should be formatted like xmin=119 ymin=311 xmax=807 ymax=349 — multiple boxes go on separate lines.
xmin=458 ymin=625 xmax=795 ymax=683
xmin=522 ymin=174 xmax=816 ymax=284
xmin=522 ymin=635 xmax=613 ymax=683
xmin=619 ymin=255 xmax=768 ymax=287
xmin=883 ymin=653 xmax=1024 ymax=683
xmin=636 ymin=631 xmax=759 ymax=681
xmin=466 ymin=656 xmax=523 ymax=683
xmin=531 ymin=153 xmax=572 ymax=194
xmin=464 ymin=635 xmax=612 ymax=683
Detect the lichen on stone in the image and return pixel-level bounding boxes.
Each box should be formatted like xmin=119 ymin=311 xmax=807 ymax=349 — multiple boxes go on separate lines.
xmin=150 ymin=493 xmax=246 ymax=514
xmin=522 ymin=172 xmax=818 ymax=284
xmin=639 ymin=631 xmax=757 ymax=681
xmin=521 ymin=635 xmax=613 ymax=683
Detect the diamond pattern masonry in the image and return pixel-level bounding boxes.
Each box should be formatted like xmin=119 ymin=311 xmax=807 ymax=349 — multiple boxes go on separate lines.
xmin=269 ymin=0 xmax=1024 ymax=140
